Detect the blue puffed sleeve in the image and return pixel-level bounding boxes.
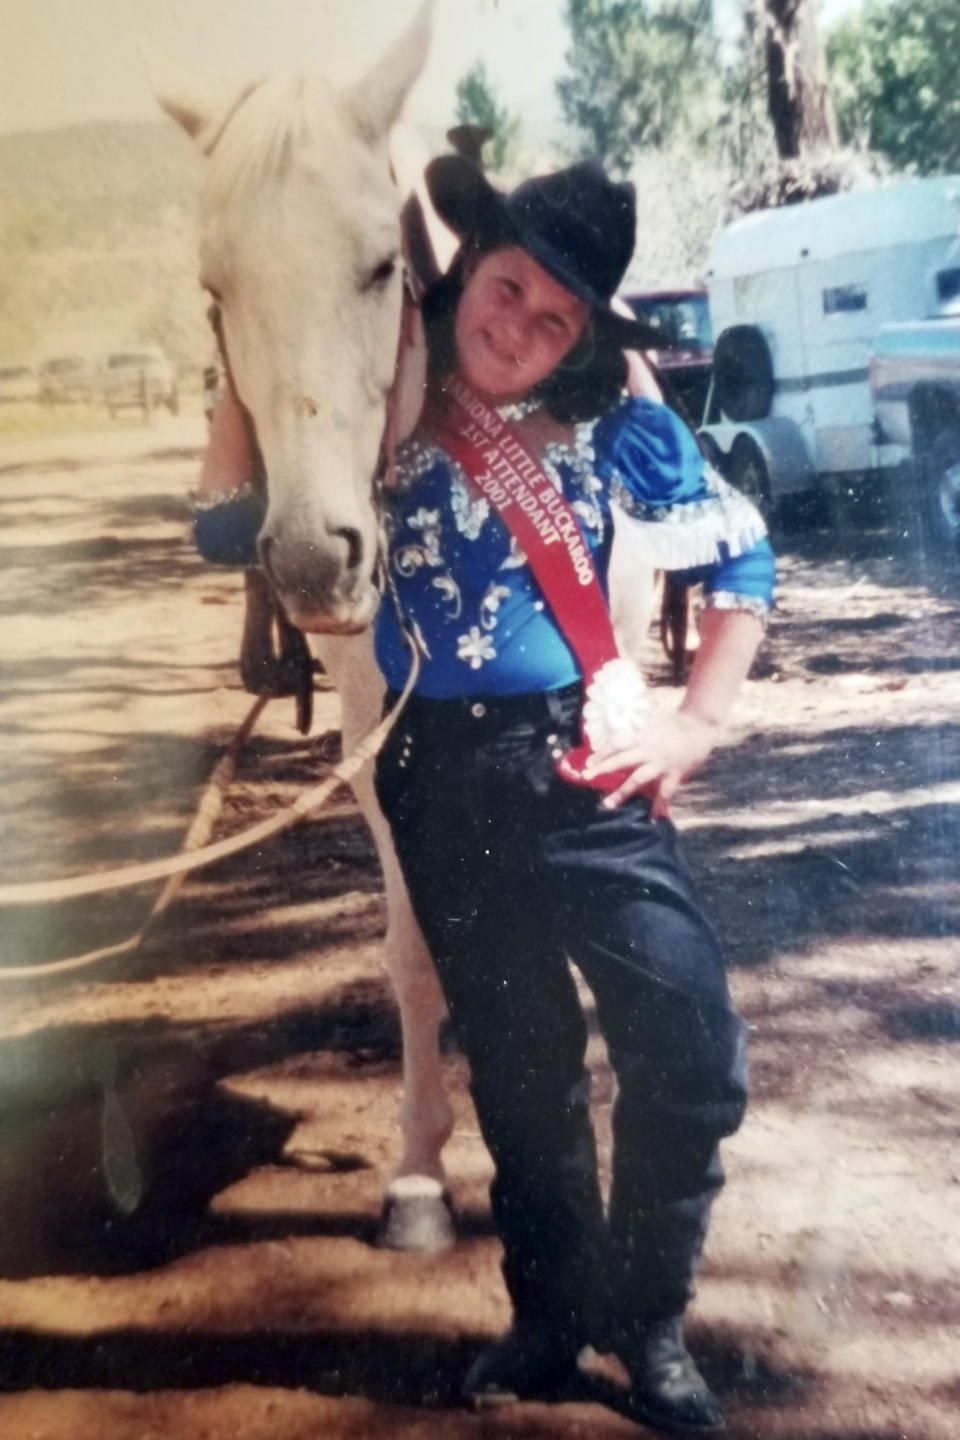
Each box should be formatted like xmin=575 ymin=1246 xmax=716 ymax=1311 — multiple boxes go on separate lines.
xmin=594 ymin=396 xmax=708 ymax=508
xmin=595 ymin=397 xmax=776 ymax=610
xmin=194 ymin=487 xmax=265 ymax=567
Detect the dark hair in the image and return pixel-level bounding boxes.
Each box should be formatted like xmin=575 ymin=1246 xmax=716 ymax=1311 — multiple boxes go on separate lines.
xmin=421 ymin=239 xmax=628 ymax=425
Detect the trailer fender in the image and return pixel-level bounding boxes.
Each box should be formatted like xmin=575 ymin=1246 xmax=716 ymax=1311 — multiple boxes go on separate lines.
xmin=698 ymin=417 xmax=816 ymax=496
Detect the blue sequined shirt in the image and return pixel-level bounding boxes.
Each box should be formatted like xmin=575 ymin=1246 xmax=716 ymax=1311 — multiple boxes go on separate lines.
xmin=373 ymin=397 xmax=775 ymax=697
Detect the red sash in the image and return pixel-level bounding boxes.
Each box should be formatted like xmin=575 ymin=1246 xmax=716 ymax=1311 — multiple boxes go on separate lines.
xmin=425 ymin=377 xmax=648 ymax=792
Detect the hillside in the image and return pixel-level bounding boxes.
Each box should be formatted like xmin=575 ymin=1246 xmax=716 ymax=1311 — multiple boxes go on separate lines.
xmin=0 ymin=121 xmax=199 ymax=241
xmin=0 ymin=121 xmax=207 ymax=365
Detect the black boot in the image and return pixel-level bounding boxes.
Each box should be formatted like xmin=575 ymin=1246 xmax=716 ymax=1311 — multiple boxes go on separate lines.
xmin=462 ymin=1322 xmax=583 ymax=1408
xmin=619 ymin=1318 xmax=724 ymax=1435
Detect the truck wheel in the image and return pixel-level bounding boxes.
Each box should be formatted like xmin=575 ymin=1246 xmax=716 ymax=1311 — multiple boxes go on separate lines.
xmin=728 ymin=435 xmax=773 ymax=519
xmin=712 ymin=325 xmax=774 ymax=422
xmin=926 ymin=427 xmax=960 ymax=551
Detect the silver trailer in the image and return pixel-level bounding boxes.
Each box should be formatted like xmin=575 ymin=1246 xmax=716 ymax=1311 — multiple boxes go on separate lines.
xmin=698 ymin=177 xmax=960 ymax=517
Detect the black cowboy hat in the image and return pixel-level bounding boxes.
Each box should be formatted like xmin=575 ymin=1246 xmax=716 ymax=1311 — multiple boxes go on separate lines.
xmin=425 ymin=154 xmax=667 ymax=350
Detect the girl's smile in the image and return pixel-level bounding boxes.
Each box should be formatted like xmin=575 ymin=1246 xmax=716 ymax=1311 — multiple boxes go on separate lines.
xmin=453 ymin=245 xmax=590 ymax=404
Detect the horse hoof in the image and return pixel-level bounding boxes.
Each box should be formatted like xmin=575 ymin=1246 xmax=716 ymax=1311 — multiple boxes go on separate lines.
xmin=377 ymin=1175 xmax=456 ymax=1253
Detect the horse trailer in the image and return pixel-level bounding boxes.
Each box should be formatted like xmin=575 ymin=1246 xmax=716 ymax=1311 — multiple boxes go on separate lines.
xmin=698 ymin=176 xmax=960 ymax=516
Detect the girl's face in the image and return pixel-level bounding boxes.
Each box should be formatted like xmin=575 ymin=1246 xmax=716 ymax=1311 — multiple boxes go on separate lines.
xmin=453 ymin=245 xmax=590 ymax=404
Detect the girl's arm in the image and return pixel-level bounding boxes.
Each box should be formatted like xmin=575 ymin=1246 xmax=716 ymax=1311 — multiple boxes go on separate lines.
xmin=583 ymin=606 xmax=764 ymax=814
xmin=197 ymin=386 xmax=257 ymax=498
xmin=193 ymin=388 xmax=265 ymax=566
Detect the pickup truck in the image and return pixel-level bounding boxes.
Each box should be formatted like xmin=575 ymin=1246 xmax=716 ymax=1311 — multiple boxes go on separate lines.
xmin=99 ymin=348 xmax=179 ymax=417
xmin=870 ymin=315 xmax=960 ymax=549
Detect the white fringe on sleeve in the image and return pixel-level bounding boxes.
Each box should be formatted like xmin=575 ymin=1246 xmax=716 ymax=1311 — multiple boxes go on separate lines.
xmin=609 ymin=465 xmax=768 ymax=571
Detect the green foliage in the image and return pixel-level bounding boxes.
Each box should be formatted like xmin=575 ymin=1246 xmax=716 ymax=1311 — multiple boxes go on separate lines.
xmin=556 ymin=0 xmax=722 ymax=174
xmin=828 ymin=0 xmax=960 ymax=175
xmin=454 ymin=62 xmax=522 ymax=173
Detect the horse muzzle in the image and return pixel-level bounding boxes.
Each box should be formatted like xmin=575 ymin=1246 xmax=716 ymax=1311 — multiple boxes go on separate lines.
xmin=283 ymin=585 xmax=380 ymax=635
xmin=260 ymin=530 xmax=379 ymax=633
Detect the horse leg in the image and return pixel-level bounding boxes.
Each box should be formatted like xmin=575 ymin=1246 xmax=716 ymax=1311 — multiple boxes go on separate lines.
xmin=315 ymin=633 xmax=456 ymax=1251
xmin=353 ymin=764 xmax=456 ymax=1251
xmin=608 ymin=507 xmax=657 ymax=667
xmin=659 ymin=572 xmax=692 ymax=686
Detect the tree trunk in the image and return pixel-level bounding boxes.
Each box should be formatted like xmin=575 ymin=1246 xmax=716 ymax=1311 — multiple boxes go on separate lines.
xmin=760 ymin=0 xmax=837 ymax=159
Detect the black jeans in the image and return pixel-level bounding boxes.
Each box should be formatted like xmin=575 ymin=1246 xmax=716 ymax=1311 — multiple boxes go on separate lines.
xmin=375 ymin=684 xmax=748 ymax=1346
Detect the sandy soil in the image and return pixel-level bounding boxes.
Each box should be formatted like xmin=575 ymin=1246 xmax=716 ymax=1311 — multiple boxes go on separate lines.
xmin=1 ymin=410 xmax=958 ymax=1439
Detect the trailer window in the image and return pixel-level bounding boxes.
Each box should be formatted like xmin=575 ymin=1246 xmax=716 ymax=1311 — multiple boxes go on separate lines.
xmin=823 ymin=284 xmax=867 ymax=315
xmin=935 ymin=267 xmax=960 ymax=305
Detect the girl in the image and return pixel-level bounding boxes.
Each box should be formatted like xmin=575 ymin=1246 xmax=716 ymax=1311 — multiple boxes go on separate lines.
xmin=372 ymin=156 xmax=773 ymax=1435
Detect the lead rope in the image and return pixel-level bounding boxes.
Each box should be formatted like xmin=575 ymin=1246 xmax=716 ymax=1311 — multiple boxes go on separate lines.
xmin=0 ymin=285 xmax=424 ymax=977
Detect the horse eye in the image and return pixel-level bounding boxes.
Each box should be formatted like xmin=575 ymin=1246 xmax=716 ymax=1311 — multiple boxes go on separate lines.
xmin=365 ymin=256 xmax=398 ymax=292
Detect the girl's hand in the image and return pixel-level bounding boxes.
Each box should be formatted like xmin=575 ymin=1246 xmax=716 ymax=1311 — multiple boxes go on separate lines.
xmin=584 ymin=608 xmax=766 ymax=814
xmin=582 ymin=708 xmax=719 ymax=815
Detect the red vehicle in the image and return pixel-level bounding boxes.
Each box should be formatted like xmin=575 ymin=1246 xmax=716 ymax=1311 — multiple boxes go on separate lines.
xmin=623 ymin=288 xmax=713 ymax=424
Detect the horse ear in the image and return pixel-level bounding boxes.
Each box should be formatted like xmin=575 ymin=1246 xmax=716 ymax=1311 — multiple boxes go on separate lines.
xmin=141 ymin=44 xmax=221 ymax=140
xmin=155 ymin=86 xmax=219 ymax=141
xmin=346 ymin=0 xmax=433 ymax=144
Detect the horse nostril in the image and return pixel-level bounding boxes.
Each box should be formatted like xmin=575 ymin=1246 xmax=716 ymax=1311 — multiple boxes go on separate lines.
xmin=334 ymin=526 xmax=364 ymax=572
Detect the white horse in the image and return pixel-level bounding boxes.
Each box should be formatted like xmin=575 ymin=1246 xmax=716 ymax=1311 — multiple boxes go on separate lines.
xmin=157 ymin=4 xmax=660 ymax=1252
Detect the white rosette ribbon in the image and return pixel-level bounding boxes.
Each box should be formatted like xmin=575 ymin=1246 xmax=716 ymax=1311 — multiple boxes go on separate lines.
xmin=581 ymin=657 xmax=649 ymax=754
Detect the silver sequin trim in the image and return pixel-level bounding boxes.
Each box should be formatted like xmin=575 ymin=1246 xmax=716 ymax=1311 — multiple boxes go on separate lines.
xmin=704 ymin=590 xmax=772 ymax=624
xmin=394 ymin=437 xmax=469 ymax=495
xmin=193 ymin=481 xmax=259 ymax=512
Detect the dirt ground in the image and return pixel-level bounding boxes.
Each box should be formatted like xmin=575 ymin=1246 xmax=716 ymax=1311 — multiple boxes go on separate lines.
xmin=1 ymin=408 xmax=958 ymax=1440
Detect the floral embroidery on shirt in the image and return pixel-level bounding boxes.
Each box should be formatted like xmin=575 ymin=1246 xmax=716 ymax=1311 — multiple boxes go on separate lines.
xmin=457 ymin=626 xmax=497 ymax=669
xmin=408 ymin=507 xmax=442 ymax=558
xmin=393 ymin=505 xmax=463 ymax=616
xmin=450 ymin=470 xmax=489 ymax=539
xmin=480 ymin=582 xmax=511 ymax=630
xmin=394 ymin=518 xmax=441 ymax=576
xmin=431 ymin=573 xmax=463 ymax=617
xmin=499 ymin=535 xmax=528 ymax=570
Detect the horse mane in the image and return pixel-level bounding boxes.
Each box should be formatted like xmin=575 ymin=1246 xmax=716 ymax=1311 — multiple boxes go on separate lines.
xmin=202 ymin=71 xmax=350 ymax=207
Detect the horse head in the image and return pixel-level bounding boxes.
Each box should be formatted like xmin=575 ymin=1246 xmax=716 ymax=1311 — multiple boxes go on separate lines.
xmin=156 ymin=6 xmax=432 ymax=633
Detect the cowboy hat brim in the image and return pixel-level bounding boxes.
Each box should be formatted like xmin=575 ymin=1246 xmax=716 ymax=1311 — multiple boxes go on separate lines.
xmin=424 ymin=154 xmax=672 ymax=353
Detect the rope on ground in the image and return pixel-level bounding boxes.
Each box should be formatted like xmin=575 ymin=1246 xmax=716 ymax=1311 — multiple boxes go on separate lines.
xmin=0 ymin=646 xmax=419 ymax=978
xmin=0 ymin=690 xmax=271 ymax=980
